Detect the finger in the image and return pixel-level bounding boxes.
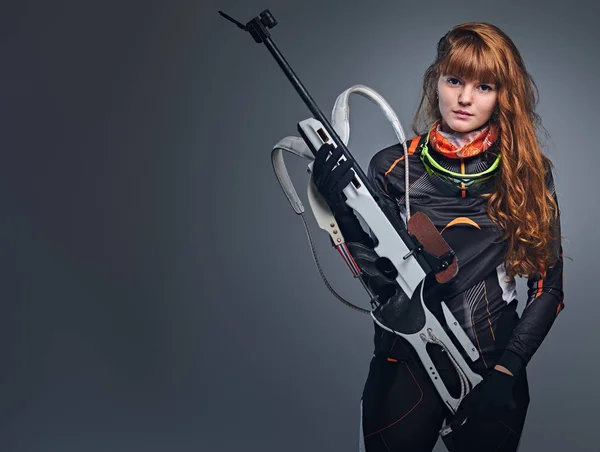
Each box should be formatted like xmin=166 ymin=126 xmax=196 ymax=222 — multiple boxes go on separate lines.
xmin=322 ymin=158 xmax=351 ymax=195
xmin=450 ymin=401 xmax=471 ymax=430
xmin=450 ymin=412 xmax=469 ymax=431
xmin=321 ymin=146 xmax=344 ymax=178
xmin=329 ymin=161 xmax=355 ymax=194
xmin=313 ymin=145 xmax=338 ymax=187
xmin=330 ymin=157 xmax=353 ymax=177
xmin=314 ymin=143 xmax=333 ymax=169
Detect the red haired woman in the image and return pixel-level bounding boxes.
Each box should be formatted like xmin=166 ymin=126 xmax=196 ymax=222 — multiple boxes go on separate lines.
xmin=313 ymin=22 xmax=564 ymax=452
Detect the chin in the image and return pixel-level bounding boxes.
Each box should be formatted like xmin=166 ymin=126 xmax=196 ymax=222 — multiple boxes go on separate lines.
xmin=444 ymin=118 xmax=480 ymax=133
xmin=445 ymin=122 xmax=472 ymax=133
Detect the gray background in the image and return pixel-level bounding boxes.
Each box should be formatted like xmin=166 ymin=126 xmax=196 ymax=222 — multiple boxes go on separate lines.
xmin=2 ymin=0 xmax=597 ymax=451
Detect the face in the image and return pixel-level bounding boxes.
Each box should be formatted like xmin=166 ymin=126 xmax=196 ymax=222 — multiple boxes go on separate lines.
xmin=436 ymin=74 xmax=498 ymax=133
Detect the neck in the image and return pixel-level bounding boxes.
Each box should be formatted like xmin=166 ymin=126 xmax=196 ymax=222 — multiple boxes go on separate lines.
xmin=439 ymin=119 xmax=489 ymax=135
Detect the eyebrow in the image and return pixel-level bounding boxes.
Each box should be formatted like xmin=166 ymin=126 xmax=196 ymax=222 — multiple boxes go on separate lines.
xmin=445 ymin=74 xmax=496 ymax=85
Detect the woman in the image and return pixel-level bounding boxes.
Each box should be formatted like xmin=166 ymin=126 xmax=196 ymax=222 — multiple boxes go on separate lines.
xmin=312 ymin=22 xmax=564 ymax=452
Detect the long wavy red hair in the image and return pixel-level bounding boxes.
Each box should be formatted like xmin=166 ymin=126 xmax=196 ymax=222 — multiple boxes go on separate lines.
xmin=413 ymin=22 xmax=560 ymax=281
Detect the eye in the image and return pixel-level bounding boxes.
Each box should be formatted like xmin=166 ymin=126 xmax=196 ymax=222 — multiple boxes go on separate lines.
xmin=479 ymin=84 xmax=494 ymax=92
xmin=446 ymin=77 xmax=461 ymax=86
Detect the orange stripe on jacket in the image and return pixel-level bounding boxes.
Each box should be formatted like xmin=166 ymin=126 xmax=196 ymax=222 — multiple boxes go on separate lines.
xmin=408 ymin=137 xmax=420 ymax=155
xmin=384 ymin=138 xmax=420 ymax=177
xmin=536 ymin=279 xmax=543 ymax=298
xmin=535 ymin=263 xmax=547 ymax=298
xmin=384 ymin=156 xmax=405 ymax=177
xmin=441 ymin=217 xmax=481 ymax=233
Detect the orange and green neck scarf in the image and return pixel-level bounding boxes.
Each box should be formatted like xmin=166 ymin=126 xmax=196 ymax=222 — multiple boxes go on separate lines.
xmin=428 ymin=119 xmax=498 ymax=159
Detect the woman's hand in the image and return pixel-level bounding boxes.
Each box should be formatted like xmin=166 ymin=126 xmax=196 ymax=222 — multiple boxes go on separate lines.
xmin=312 ymin=142 xmax=355 ymax=214
xmin=450 ymin=368 xmax=517 ymax=431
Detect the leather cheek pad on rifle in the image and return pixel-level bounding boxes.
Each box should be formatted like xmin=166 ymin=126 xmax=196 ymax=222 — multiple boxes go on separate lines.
xmin=407 ymin=212 xmax=458 ymax=284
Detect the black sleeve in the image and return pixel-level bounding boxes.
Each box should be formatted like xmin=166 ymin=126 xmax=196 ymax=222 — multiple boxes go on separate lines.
xmin=366 ymin=141 xmax=411 ymax=225
xmin=497 ymin=169 xmax=565 ymax=375
xmin=333 ymin=206 xmax=374 ymax=247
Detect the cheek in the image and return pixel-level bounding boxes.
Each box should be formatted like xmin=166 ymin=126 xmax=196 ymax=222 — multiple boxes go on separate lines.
xmin=438 ymin=89 xmax=452 ymax=108
xmin=483 ymin=95 xmax=498 ymax=114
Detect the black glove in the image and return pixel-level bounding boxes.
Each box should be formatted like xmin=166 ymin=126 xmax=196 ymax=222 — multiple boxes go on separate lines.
xmin=346 ymin=242 xmax=408 ymax=311
xmin=450 ymin=368 xmax=517 ymax=431
xmin=312 ymin=142 xmax=355 ymax=214
xmin=312 ymin=142 xmax=373 ymax=245
xmin=347 ymin=242 xmax=397 ymax=298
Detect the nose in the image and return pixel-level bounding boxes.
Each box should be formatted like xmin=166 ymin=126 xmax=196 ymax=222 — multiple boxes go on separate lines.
xmin=458 ymin=86 xmax=474 ymax=105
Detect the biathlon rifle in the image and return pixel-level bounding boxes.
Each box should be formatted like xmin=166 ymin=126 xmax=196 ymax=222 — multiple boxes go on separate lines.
xmin=218 ymin=8 xmax=484 ymax=436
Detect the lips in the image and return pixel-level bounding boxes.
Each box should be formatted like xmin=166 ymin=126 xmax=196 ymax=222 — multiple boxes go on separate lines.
xmin=453 ymin=110 xmax=473 ymax=116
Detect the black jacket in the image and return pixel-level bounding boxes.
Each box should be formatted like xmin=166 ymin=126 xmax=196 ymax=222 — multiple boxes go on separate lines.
xmin=365 ymin=135 xmax=564 ymax=375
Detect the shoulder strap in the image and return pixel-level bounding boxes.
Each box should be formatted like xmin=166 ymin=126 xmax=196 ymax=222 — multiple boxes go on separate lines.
xmin=407 ymin=134 xmax=427 ymax=155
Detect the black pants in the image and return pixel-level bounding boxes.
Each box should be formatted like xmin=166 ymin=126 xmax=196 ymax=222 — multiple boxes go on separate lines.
xmin=359 ymin=342 xmax=530 ymax=452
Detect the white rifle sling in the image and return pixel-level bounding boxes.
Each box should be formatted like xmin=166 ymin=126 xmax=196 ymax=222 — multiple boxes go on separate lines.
xmin=271 ymin=136 xmax=364 ymax=303
xmin=270 ymin=136 xmax=346 ymax=245
xmin=331 ymin=85 xmax=412 ymax=220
